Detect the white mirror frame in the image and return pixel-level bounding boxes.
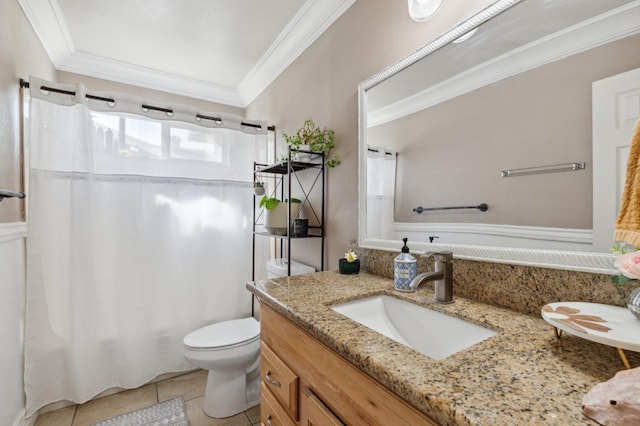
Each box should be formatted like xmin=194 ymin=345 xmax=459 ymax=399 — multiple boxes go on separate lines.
xmin=358 ymin=0 xmax=638 ymax=274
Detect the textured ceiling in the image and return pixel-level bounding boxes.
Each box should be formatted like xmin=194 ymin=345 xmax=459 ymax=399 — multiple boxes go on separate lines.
xmin=18 ymin=0 xmax=356 ymax=106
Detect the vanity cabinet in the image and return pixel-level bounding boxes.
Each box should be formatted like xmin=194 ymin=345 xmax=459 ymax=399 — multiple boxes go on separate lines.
xmin=260 ymin=303 xmax=438 ymax=425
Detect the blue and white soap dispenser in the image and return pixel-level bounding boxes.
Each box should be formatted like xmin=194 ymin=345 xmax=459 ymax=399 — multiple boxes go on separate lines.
xmin=394 ymin=238 xmax=417 ymax=291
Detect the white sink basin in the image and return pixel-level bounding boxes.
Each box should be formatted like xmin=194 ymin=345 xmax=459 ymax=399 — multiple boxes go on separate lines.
xmin=330 ymin=295 xmax=496 ymax=360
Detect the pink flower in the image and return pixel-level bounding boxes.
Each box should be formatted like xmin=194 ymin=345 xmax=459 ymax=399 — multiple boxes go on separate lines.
xmin=614 ymin=252 xmax=640 ymax=279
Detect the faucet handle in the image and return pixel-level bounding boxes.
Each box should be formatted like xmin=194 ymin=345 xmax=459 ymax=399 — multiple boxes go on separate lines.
xmin=421 ymin=251 xmax=453 ymax=262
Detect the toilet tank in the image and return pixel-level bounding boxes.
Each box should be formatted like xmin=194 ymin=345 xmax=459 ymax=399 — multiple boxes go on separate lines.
xmin=266 ymin=258 xmax=315 ymax=279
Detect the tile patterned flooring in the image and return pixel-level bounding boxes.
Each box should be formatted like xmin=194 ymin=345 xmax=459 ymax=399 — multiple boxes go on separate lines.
xmin=33 ymin=370 xmax=260 ymax=426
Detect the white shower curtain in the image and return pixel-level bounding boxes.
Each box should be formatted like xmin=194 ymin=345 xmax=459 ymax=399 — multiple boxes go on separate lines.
xmin=24 ymin=77 xmax=268 ymax=415
xmin=367 ymin=146 xmax=397 ymax=240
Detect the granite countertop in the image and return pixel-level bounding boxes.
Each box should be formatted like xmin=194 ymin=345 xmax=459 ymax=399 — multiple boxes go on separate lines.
xmin=247 ymin=270 xmax=640 ymax=426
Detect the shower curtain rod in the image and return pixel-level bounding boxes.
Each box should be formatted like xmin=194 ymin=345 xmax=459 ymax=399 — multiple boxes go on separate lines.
xmin=19 ymin=79 xmax=274 ymax=131
xmin=368 ymin=147 xmax=397 ymax=156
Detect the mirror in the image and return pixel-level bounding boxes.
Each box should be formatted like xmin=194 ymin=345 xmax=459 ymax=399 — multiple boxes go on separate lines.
xmin=358 ymin=0 xmax=640 ymax=273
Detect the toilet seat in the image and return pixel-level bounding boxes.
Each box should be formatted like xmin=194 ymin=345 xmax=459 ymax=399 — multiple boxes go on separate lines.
xmin=184 ymin=317 xmax=260 ymax=350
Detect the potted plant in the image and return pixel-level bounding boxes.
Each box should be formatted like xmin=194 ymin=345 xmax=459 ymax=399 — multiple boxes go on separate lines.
xmin=283 ymin=118 xmax=340 ymax=167
xmin=253 ymin=181 xmax=265 ymax=196
xmin=260 ymin=196 xmax=302 ymax=235
xmin=339 ymin=249 xmax=360 ymax=274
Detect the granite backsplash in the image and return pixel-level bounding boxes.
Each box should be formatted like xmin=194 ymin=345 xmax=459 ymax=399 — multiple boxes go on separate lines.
xmin=358 ymin=248 xmax=634 ymax=316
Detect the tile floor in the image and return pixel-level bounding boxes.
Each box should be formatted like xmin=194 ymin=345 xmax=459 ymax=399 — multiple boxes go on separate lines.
xmin=33 ymin=370 xmax=261 ymax=426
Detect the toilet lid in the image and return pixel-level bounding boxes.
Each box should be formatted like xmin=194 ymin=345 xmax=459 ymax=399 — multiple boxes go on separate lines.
xmin=184 ymin=318 xmax=260 ymax=349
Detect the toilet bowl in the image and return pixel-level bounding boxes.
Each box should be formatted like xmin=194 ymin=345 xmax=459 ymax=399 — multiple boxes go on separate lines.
xmin=183 ymin=317 xmax=260 ymax=418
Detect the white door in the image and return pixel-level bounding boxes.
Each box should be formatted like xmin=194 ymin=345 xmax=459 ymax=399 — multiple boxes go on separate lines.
xmin=593 ymin=67 xmax=640 ymax=252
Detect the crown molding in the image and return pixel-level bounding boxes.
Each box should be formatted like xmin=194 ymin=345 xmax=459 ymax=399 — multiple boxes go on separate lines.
xmin=237 ymin=0 xmax=357 ymax=106
xmin=57 ymin=52 xmax=245 ymax=106
xmin=368 ymin=0 xmax=640 ymax=127
xmin=17 ymin=0 xmax=356 ymax=108
xmin=16 ymin=0 xmax=74 ymax=64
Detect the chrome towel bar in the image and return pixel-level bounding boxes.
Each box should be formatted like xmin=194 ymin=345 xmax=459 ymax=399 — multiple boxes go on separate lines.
xmin=0 ymin=188 xmax=26 ymax=202
xmin=413 ymin=203 xmax=488 ymax=214
xmin=501 ymin=162 xmax=585 ymax=177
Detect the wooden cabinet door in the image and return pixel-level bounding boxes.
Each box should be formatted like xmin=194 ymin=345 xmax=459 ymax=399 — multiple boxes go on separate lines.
xmin=261 ymin=341 xmax=299 ymax=420
xmin=302 ymin=387 xmax=344 ymax=426
xmin=261 ymin=382 xmax=296 ymax=426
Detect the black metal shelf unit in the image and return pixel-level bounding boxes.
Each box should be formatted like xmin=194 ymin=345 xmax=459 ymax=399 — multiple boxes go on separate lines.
xmin=252 ymin=148 xmax=325 ymax=278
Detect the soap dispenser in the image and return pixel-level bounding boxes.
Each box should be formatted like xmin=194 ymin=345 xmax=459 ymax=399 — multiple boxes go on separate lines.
xmin=394 ymin=238 xmax=417 ymax=291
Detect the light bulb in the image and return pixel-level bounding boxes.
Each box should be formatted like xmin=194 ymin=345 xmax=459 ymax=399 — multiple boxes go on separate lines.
xmin=408 ymin=0 xmax=444 ymax=22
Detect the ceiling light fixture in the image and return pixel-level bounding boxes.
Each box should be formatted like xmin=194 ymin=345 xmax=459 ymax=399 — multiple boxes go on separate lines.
xmin=408 ymin=0 xmax=444 ymax=22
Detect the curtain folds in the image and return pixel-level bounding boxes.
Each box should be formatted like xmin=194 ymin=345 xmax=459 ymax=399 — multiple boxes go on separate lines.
xmin=24 ymin=78 xmax=268 ymax=415
xmin=367 ymin=147 xmax=397 ymax=240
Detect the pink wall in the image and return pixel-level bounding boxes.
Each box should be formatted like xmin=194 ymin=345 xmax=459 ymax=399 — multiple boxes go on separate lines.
xmin=369 ymin=35 xmax=640 ymax=229
xmin=5 ymin=0 xmax=497 ymax=269
xmin=0 ymin=0 xmax=55 ymax=423
xmin=0 ymin=0 xmax=56 ymax=223
xmin=246 ymin=0 xmax=496 ymax=270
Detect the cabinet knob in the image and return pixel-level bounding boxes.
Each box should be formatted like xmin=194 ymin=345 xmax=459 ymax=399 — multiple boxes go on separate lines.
xmin=267 ymin=414 xmax=274 ymax=426
xmin=266 ymin=370 xmax=281 ymax=388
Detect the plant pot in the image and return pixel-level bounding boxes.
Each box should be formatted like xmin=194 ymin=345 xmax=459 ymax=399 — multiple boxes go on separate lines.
xmin=264 ymin=201 xmax=301 ymax=235
xmin=293 ymin=218 xmax=308 ymax=237
xmin=339 ymin=259 xmax=360 ymax=274
xmin=294 ymin=144 xmax=312 ymax=162
xmin=253 ymin=185 xmax=265 ymax=196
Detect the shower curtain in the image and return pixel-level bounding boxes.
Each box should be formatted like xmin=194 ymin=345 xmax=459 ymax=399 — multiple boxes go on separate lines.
xmin=367 ymin=146 xmax=397 ymax=239
xmin=24 ymin=77 xmax=268 ymax=416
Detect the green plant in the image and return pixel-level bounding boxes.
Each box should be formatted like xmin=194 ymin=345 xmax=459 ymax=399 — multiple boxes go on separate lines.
xmin=283 ymin=118 xmax=340 ymax=167
xmin=259 ymin=196 xmax=302 ymax=210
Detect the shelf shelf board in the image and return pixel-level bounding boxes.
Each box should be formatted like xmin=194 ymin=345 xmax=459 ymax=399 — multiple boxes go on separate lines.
xmin=254 ymin=231 xmax=323 ymax=239
xmin=255 ymin=160 xmax=322 ymax=175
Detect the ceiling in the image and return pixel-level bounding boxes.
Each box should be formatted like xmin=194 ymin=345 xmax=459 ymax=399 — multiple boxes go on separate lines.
xmin=18 ymin=0 xmax=356 ymax=107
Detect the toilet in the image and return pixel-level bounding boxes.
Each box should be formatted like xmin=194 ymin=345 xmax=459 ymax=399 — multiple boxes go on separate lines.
xmin=183 ymin=258 xmax=315 ymax=418
xmin=183 ymin=317 xmax=260 ymax=418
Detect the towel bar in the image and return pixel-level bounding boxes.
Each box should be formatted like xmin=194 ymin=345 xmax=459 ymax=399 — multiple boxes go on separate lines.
xmin=501 ymin=162 xmax=585 ymax=177
xmin=413 ymin=203 xmax=488 ymax=214
xmin=0 ymin=188 xmax=26 ymax=202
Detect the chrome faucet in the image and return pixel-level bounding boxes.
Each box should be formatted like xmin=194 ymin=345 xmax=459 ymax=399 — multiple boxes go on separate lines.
xmin=408 ymin=251 xmax=454 ymax=303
